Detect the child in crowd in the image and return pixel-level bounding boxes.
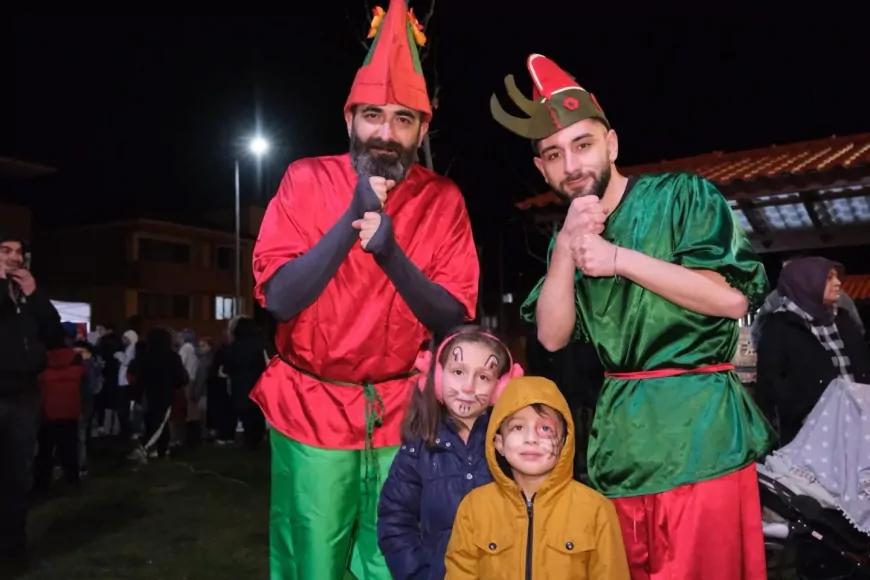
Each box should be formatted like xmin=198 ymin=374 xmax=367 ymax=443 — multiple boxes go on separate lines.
xmin=377 ymin=326 xmax=524 ymax=580
xmin=34 ymin=325 xmax=88 ymax=493
xmin=445 ymin=376 xmax=630 ymax=579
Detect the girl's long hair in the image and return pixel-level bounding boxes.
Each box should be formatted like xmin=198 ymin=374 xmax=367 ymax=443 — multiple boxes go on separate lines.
xmin=400 ymin=325 xmax=511 ymax=447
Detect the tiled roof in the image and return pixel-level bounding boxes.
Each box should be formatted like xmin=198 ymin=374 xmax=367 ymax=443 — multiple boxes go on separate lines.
xmin=842 ymin=274 xmax=870 ymax=301
xmin=516 ymin=132 xmax=870 ymax=210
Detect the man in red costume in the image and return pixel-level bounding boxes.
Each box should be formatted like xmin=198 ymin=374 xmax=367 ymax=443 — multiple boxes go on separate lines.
xmin=250 ymin=1 xmax=479 ymax=578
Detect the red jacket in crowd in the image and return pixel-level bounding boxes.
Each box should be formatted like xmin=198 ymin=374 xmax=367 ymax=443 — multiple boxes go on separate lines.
xmin=38 ymin=348 xmax=86 ymax=421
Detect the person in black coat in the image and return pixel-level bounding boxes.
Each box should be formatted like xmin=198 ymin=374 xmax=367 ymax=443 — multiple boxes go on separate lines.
xmin=0 ymin=234 xmax=62 ymax=573
xmin=222 ymin=317 xmax=267 ymax=449
xmin=756 ymin=257 xmax=870 ymax=448
xmin=128 ymin=328 xmax=188 ymax=459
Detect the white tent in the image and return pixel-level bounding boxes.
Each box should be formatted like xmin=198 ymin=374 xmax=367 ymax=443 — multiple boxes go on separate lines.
xmin=51 ymin=300 xmax=91 ymax=327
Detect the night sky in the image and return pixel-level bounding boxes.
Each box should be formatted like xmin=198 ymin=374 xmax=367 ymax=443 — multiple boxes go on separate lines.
xmin=6 ymin=4 xmax=867 ymax=302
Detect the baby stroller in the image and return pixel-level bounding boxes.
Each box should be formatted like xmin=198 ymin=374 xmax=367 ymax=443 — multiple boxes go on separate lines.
xmin=760 ymin=468 xmax=870 ymax=579
xmin=757 ymin=377 xmax=870 ymax=579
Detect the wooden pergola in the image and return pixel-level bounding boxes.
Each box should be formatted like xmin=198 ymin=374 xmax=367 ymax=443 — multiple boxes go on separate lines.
xmin=516 ymin=132 xmax=870 ymax=299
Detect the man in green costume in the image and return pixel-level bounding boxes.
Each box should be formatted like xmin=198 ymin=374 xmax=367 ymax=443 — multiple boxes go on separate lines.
xmin=491 ymin=54 xmax=776 ymax=578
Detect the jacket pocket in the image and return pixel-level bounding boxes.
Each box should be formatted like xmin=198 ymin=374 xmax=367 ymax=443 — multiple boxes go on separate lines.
xmin=543 ymin=535 xmax=593 ymax=579
xmin=472 ymin=531 xmax=516 ymax=578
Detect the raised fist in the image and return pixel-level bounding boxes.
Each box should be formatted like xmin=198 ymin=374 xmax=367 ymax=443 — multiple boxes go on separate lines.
xmin=571 ymin=233 xmax=618 ymax=278
xmin=564 ymin=195 xmax=606 ymax=236
xmin=368 ymin=176 xmax=396 ymax=209
xmin=352 ymin=211 xmax=394 ymax=254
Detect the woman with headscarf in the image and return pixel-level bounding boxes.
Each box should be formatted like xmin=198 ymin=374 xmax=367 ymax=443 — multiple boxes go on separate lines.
xmin=188 ymin=337 xmax=215 ymax=445
xmin=170 ymin=328 xmax=198 ymax=448
xmin=756 ymin=257 xmax=870 ymax=447
xmin=114 ymin=329 xmax=138 ymax=438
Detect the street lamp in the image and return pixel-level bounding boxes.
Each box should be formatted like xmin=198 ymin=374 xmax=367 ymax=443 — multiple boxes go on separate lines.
xmin=249 ymin=137 xmax=269 ymax=155
xmin=234 ymin=136 xmax=269 ymax=317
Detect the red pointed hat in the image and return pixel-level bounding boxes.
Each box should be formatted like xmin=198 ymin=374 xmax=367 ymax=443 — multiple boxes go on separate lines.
xmin=345 ymin=0 xmax=432 ymax=121
xmin=491 ymin=54 xmax=608 ymax=140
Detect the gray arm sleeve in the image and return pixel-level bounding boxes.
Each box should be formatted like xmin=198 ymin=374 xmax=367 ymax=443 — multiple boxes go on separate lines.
xmin=263 ymin=178 xmax=383 ymax=322
xmin=366 ymin=213 xmax=466 ymax=338
xmin=262 ymin=208 xmax=359 ymax=322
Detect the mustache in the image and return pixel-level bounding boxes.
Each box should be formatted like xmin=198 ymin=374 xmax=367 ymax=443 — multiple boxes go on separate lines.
xmin=363 ymin=138 xmax=403 ymax=155
xmin=563 ymin=171 xmax=592 ymax=185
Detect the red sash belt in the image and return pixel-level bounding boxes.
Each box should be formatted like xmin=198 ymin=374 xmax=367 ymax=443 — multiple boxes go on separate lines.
xmin=604 ymin=362 xmax=735 ymax=380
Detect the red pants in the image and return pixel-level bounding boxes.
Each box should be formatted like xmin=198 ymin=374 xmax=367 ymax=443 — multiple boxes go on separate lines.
xmin=612 ymin=464 xmax=767 ymax=580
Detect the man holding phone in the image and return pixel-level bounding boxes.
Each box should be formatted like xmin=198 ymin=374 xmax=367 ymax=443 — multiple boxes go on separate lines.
xmin=0 ymin=233 xmax=62 ymax=574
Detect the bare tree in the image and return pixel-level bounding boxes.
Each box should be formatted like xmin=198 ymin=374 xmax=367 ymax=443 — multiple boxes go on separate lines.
xmin=347 ymin=1 xmax=441 ymax=171
xmin=416 ymin=0 xmax=438 ymax=171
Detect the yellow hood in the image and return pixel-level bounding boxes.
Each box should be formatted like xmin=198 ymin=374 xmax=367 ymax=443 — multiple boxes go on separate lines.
xmin=485 ymin=376 xmax=575 ymax=501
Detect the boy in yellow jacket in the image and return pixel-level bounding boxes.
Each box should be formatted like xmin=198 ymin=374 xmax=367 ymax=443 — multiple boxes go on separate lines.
xmin=445 ymin=376 xmax=629 ymax=579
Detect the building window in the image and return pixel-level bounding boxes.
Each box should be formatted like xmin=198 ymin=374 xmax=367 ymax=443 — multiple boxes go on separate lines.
xmin=214 ymin=246 xmax=233 ymax=270
xmin=138 ymin=238 xmax=190 ymax=264
xmin=138 ymin=292 xmax=191 ymax=319
xmin=215 ymin=295 xmax=244 ymax=320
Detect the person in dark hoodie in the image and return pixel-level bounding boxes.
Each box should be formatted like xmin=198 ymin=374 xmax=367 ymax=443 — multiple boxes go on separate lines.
xmin=0 ymin=233 xmax=61 ymax=573
xmin=222 ymin=316 xmax=267 ymax=449
xmin=128 ymin=327 xmax=188 ymax=462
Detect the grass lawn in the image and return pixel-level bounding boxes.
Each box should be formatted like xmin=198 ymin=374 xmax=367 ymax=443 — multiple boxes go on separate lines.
xmin=21 ymin=441 xmax=270 ymax=580
xmin=16 ymin=438 xmax=808 ymax=580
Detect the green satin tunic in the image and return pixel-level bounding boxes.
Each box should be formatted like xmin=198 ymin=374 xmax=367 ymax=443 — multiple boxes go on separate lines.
xmin=522 ymin=173 xmax=776 ymax=498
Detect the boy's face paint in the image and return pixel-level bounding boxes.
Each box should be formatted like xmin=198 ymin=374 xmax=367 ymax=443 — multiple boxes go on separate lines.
xmin=440 ymin=341 xmax=500 ymax=424
xmin=495 ymin=405 xmax=563 ymax=478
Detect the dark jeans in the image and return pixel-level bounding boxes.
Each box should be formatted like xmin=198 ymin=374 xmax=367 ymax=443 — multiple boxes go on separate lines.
xmin=207 ymin=379 xmax=230 ymax=434
xmin=34 ymin=419 xmax=80 ymax=491
xmin=239 ymin=406 xmax=265 ymax=448
xmin=0 ymin=390 xmax=40 ymax=563
xmin=115 ymin=386 xmax=131 ymax=439
xmin=142 ymin=403 xmax=171 ymax=457
xmin=218 ymin=404 xmax=265 ymax=447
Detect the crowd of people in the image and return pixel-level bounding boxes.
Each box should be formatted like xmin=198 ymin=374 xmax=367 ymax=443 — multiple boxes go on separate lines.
xmin=0 ymin=238 xmax=271 ymax=575
xmin=76 ymin=317 xmax=270 ymax=466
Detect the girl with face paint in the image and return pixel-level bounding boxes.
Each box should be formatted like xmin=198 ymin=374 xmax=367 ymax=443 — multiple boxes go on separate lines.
xmin=376 ymin=326 xmax=523 ymax=580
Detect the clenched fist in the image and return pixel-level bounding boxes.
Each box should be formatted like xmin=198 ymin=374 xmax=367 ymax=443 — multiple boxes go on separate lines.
xmin=564 ymin=195 xmax=606 ymax=236
xmin=368 ymin=176 xmax=396 ymax=209
xmin=570 ymin=233 xmax=619 ymax=278
xmin=353 ymin=176 xmax=396 ymax=215
xmin=352 ymin=211 xmax=389 ymax=252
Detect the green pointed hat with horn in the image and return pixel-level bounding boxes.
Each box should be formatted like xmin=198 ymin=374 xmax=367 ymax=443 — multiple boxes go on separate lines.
xmin=491 ymin=54 xmax=608 ymax=140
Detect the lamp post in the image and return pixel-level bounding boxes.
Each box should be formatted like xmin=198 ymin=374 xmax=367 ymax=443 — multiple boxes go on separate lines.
xmin=235 ymin=137 xmax=269 ymax=316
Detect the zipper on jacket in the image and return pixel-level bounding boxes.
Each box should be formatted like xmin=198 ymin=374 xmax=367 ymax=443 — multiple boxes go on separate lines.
xmin=15 ymin=304 xmax=28 ymax=350
xmin=525 ymin=494 xmax=535 ymax=580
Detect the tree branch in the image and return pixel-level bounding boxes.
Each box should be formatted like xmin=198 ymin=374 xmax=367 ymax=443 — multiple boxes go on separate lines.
xmin=421 ymin=0 xmax=436 ymax=26
xmin=347 ymin=5 xmax=372 ymax=51
xmin=443 ymin=154 xmax=457 ymax=177
xmin=419 ymin=0 xmax=436 ymax=64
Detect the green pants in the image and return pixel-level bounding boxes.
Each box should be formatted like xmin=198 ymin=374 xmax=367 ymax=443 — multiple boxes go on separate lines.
xmin=270 ymin=431 xmax=399 ymax=580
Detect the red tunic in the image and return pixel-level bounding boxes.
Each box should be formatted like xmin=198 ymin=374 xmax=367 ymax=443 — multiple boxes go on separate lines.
xmin=251 ymin=154 xmax=479 ymax=450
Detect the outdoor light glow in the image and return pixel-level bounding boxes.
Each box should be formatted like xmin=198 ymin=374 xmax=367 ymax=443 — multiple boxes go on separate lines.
xmin=250 ymin=137 xmax=269 ymax=155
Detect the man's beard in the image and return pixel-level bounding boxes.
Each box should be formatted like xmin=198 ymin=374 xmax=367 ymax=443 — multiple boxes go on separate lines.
xmin=554 ymin=163 xmax=612 ymax=201
xmin=350 ymin=133 xmax=419 ymax=183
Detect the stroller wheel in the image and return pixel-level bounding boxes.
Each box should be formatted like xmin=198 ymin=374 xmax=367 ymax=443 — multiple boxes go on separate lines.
xmin=795 ymin=539 xmax=864 ymax=580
